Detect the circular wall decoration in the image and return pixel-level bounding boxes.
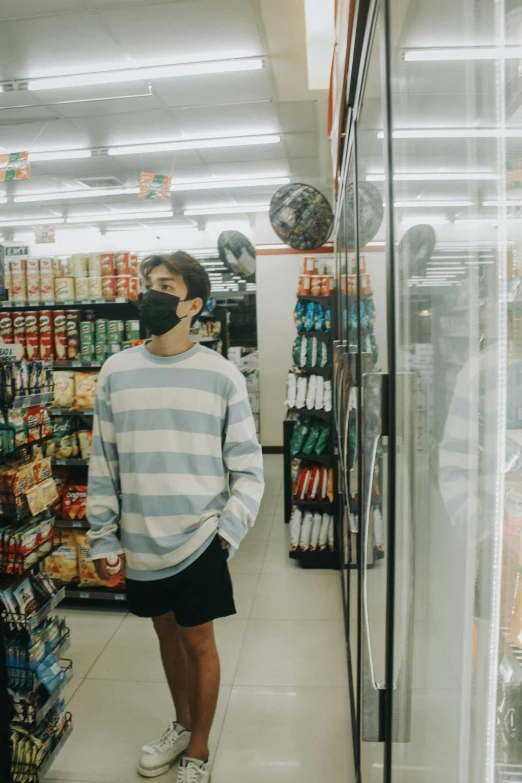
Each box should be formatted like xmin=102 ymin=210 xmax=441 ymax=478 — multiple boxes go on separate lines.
xmin=342 ymin=181 xmax=384 ymax=249
xmin=269 ymin=182 xmax=334 ymax=250
xmin=218 ymin=230 xmax=256 ymax=281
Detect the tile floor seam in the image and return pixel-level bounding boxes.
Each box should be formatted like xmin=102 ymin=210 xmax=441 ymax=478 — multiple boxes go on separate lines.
xmin=80 ymin=611 xmax=129 ymax=682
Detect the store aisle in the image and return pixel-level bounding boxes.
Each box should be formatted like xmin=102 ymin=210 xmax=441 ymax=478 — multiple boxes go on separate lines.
xmin=46 ymin=456 xmax=352 ymax=783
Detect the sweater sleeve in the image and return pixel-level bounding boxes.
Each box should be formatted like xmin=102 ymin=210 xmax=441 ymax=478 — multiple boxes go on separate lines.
xmin=217 ymin=370 xmax=264 ymax=553
xmin=87 ymin=370 xmax=124 ymax=560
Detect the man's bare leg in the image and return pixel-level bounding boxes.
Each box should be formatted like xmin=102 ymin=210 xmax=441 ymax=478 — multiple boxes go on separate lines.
xmin=152 ymin=612 xmax=192 ymax=731
xmin=178 ymin=621 xmax=220 ymax=761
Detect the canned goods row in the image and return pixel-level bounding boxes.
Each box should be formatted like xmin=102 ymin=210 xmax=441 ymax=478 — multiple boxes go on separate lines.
xmin=54 ymin=275 xmax=139 ymax=301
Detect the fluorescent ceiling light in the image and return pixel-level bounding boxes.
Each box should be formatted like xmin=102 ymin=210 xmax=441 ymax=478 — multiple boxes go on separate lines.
xmin=395 ymin=200 xmax=473 ymax=207
xmin=454 ymin=218 xmax=499 ymax=224
xmin=67 ymin=211 xmax=174 ymax=224
xmin=404 ymin=47 xmax=522 ymax=62
xmin=367 ymin=241 xmax=385 ymax=247
xmin=367 ymin=171 xmax=496 ymax=181
xmin=256 ymin=243 xmax=292 ymax=250
xmin=401 ymin=215 xmax=449 ymax=226
xmin=15 ymin=186 xmax=140 ymax=203
xmin=379 ymin=129 xmax=522 ymax=139
xmin=108 ymin=134 xmax=281 ymax=156
xmin=170 ymin=176 xmax=289 ymax=192
xmin=0 ymin=217 xmax=65 ymax=227
xmin=483 ymin=200 xmax=522 ymax=207
xmin=26 ymin=57 xmax=264 ymax=91
xmin=0 ymin=197 xmax=7 ymax=205
xmin=28 ymin=149 xmax=92 ymax=162
xmin=185 ymin=204 xmax=269 ymax=216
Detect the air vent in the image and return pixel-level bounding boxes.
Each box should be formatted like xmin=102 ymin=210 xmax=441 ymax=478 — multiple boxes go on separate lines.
xmin=76 ymin=176 xmax=123 ymax=189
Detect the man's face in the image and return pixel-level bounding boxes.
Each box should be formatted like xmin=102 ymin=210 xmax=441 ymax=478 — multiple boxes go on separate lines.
xmin=144 ymin=263 xmax=200 ymax=325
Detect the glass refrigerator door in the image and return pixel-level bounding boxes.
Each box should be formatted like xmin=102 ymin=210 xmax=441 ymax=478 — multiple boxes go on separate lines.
xmin=386 ymin=0 xmax=521 ymax=781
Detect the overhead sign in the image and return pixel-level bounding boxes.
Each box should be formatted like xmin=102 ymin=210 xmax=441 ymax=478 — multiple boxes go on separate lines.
xmin=4 ymin=245 xmax=29 ymax=257
xmin=34 ymin=225 xmax=55 ymax=244
xmin=0 ymin=152 xmax=31 ymax=182
xmin=139 ymin=172 xmax=172 ymax=200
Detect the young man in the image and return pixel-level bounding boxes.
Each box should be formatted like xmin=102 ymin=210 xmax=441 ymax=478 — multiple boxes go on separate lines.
xmin=87 ymin=251 xmax=264 ymax=782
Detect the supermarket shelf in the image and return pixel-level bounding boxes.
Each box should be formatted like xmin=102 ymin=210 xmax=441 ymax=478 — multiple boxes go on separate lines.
xmin=12 ymin=661 xmax=73 ymax=726
xmin=289 ymin=548 xmax=338 ymax=569
xmin=295 ymin=366 xmax=332 ymax=378
xmin=0 ymin=587 xmax=66 ymax=633
xmin=55 ymin=518 xmax=89 ymax=530
xmin=300 ymin=331 xmax=331 ymax=342
xmin=34 ymin=716 xmax=73 ymax=782
xmin=287 ymin=407 xmax=332 ymax=422
xmin=294 ymin=452 xmax=334 ymax=466
xmin=192 ymin=335 xmax=219 ymax=343
xmin=291 ymin=500 xmax=335 ymax=511
xmin=51 ymin=408 xmax=93 ymax=416
xmin=297 ymin=294 xmax=332 ymax=305
xmin=0 ymin=298 xmax=138 ymax=309
xmin=0 ymin=541 xmax=61 ymax=592
xmin=53 ymin=361 xmax=102 ymax=370
xmin=3 ymin=392 xmax=54 ymax=410
xmin=64 ymin=586 xmax=127 ymax=602
xmin=0 ymin=434 xmax=52 ymax=465
xmin=52 ymin=458 xmax=88 ymax=466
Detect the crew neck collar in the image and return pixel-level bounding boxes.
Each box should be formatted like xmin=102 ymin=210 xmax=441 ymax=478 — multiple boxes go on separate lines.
xmin=139 ymin=341 xmax=200 ymax=365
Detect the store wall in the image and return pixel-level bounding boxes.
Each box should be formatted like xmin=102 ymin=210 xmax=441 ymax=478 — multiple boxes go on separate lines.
xmin=256 ymin=253 xmax=304 ymax=447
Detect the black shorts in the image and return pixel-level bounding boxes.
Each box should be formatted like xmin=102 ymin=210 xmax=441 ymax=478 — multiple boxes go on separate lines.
xmin=125 ymin=534 xmax=236 ymax=627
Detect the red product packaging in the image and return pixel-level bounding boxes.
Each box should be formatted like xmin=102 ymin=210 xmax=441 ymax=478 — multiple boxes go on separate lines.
xmin=62 ymin=484 xmax=88 ymax=521
xmin=66 ymin=310 xmax=80 ymax=360
xmin=39 ymin=310 xmax=54 ymax=360
xmin=24 ymin=311 xmax=39 ymax=361
xmin=116 ymin=276 xmax=131 ymax=299
xmin=321 ymin=276 xmax=334 ymax=296
xmin=0 ymin=312 xmax=13 ymax=344
xmin=12 ymin=311 xmax=26 ymax=360
xmin=129 ymin=254 xmax=139 ymax=277
xmin=25 ymin=406 xmax=41 ymax=443
xmin=303 ymin=257 xmax=315 ymax=274
xmin=101 ymin=276 xmax=116 ymax=299
xmin=52 ymin=310 xmax=67 ymax=362
xmin=297 ymin=275 xmax=311 ymax=296
xmin=115 ymin=252 xmax=130 ymax=276
xmin=100 ymin=253 xmax=115 ymax=277
xmin=129 ymin=277 xmax=139 ymax=300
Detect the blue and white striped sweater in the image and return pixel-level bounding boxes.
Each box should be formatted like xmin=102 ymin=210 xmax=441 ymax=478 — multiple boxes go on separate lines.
xmin=87 ymin=342 xmax=264 ymax=581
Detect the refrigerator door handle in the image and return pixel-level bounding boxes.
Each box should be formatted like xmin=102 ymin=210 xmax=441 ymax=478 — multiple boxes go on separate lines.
xmin=362 ymin=372 xmax=388 ymax=694
xmin=345 ymin=386 xmax=359 ymax=533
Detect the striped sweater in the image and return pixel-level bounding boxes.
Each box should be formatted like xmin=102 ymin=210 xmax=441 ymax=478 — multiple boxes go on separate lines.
xmin=86 ymin=342 xmax=264 ymax=581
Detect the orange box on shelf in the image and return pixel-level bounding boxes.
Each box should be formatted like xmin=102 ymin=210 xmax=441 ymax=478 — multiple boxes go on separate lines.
xmin=297 ymin=275 xmax=311 ymax=296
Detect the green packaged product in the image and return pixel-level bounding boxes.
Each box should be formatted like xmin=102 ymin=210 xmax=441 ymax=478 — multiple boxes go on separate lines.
xmin=306 ymin=336 xmax=318 ymax=368
xmin=95 ymin=320 xmax=108 ymax=341
xmin=291 ymin=420 xmax=309 ymax=456
xmin=314 ymin=423 xmax=331 ymax=455
xmin=108 ymin=320 xmax=124 ymax=344
xmin=122 ymin=341 xmax=132 ymax=350
xmin=125 ymin=320 xmax=140 ymax=341
xmin=109 ymin=343 xmax=122 ymax=354
xmin=95 ymin=342 xmax=107 ymax=362
xmin=81 ymin=343 xmax=96 ymax=363
xmin=80 ymin=321 xmax=94 ymax=340
xmin=292 ymin=335 xmax=306 ymax=368
xmin=302 ymin=422 xmax=322 ymax=455
xmin=318 ymin=341 xmax=328 ymax=368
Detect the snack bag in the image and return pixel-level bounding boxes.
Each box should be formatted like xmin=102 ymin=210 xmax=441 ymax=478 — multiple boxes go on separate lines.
xmin=325 ymin=308 xmax=331 ymax=331
xmin=293 ymin=301 xmax=305 ymax=332
xmin=305 ymin=375 xmax=317 ymax=410
xmin=302 ymin=422 xmax=321 ymax=455
xmin=314 ymin=423 xmax=330 ymax=455
xmin=319 ymin=513 xmax=330 ymax=550
xmin=323 ymin=380 xmax=332 ymax=412
xmin=76 ymin=533 xmax=104 ymax=588
xmin=285 ymin=373 xmax=297 ymax=409
xmin=310 ymin=513 xmax=323 ymax=551
xmin=303 ymin=302 xmax=315 ymax=332
xmin=318 ymin=341 xmax=328 ymax=368
xmin=77 ymin=429 xmax=92 ymax=460
xmin=314 ymin=376 xmax=325 ymax=410
xmin=306 ymin=336 xmax=318 ymax=368
xmin=292 ymin=335 xmax=306 ymax=368
xmin=74 ymin=372 xmax=98 ymax=410
xmin=48 ymin=416 xmax=76 ymax=460
xmin=327 ymin=468 xmax=335 ymax=502
xmin=290 ymin=421 xmax=309 ymax=456
xmin=306 ymin=466 xmax=320 ymax=500
xmin=328 ymin=515 xmax=335 ymax=550
xmin=295 ymin=376 xmax=307 ymax=409
xmin=299 ymin=512 xmax=313 ymax=551
xmin=289 ymin=507 xmax=303 ymax=551
xmin=314 ymin=302 xmax=325 ymax=331
xmin=62 ymin=484 xmax=87 ymax=521
xmin=45 ymin=531 xmax=79 ymax=584
xmin=294 ymin=467 xmax=311 ymax=501
xmin=53 ymin=372 xmax=75 ymax=408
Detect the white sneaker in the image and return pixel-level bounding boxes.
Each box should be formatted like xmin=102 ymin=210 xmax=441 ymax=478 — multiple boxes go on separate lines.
xmin=138 ymin=722 xmax=191 ymax=778
xmin=176 ymin=757 xmax=210 ymax=783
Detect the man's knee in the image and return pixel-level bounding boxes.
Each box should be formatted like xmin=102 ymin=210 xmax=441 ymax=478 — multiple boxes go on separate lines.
xmin=152 ymin=611 xmax=179 ymax=640
xmin=179 ymin=622 xmax=216 ymax=660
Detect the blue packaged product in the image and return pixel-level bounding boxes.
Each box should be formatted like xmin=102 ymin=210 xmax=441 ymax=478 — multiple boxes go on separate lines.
xmin=35 ymin=654 xmax=65 ymax=695
xmin=366 ymin=297 xmax=376 ymax=327
xmin=349 ymin=302 xmax=358 ymax=331
xmin=293 ymin=301 xmax=305 ymax=332
xmin=325 ymin=308 xmax=331 ymax=331
xmin=360 ymin=300 xmax=369 ymax=331
xmin=303 ymin=302 xmax=316 ymax=332
xmin=314 ymin=302 xmax=325 ymax=331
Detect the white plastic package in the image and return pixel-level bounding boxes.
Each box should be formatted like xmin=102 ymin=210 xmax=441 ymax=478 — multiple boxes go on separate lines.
xmin=289 ymin=507 xmax=303 ymax=551
xmin=328 ymin=515 xmax=335 ymax=550
xmin=314 ymin=375 xmax=324 ymax=409
xmin=319 ymin=513 xmax=330 ymax=550
xmin=319 ymin=341 xmax=328 ymax=368
xmin=299 ymin=512 xmax=314 ymax=551
xmin=310 ymin=513 xmax=322 ymax=550
xmin=300 ymin=337 xmax=307 ymax=367
xmin=323 ymin=380 xmax=332 ymax=412
xmin=306 ymin=374 xmax=317 ymax=410
xmin=296 ymin=376 xmax=308 ymax=409
xmin=286 ymin=372 xmax=297 ymax=408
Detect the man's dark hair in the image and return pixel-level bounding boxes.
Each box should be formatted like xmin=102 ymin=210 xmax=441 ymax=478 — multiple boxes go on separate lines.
xmin=141 ymin=251 xmax=211 ymax=319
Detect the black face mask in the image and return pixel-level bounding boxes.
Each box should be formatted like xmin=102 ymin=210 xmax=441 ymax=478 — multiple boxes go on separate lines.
xmin=139 ymin=289 xmax=190 ymax=336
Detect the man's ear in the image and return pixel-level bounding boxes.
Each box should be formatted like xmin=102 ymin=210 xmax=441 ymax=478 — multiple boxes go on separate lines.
xmin=191 ymin=297 xmax=204 ymax=317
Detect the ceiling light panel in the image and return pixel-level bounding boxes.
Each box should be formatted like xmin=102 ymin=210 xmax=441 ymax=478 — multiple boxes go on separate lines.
xmin=108 ymin=134 xmax=281 ymax=156
xmin=66 ymin=211 xmax=174 ymax=224
xmin=184 ymin=204 xmax=269 ymax=215
xmin=403 ymin=47 xmax=522 ymax=61
xmin=25 ymin=58 xmax=264 ymax=91
xmin=28 ymin=150 xmax=92 ymax=162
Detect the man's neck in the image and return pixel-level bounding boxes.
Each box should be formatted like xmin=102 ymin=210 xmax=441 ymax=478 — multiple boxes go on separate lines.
xmin=146 ymin=328 xmax=194 ymax=358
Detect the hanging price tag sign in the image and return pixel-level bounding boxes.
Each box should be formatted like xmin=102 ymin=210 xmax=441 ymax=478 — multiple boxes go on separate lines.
xmin=139 ymin=172 xmax=172 ymax=200
xmin=0 ymin=152 xmax=31 ymax=182
xmin=34 ymin=225 xmax=56 ymax=244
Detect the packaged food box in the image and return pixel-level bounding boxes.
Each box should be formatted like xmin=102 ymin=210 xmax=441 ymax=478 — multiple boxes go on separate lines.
xmin=52 ymin=311 xmax=67 ymax=362
xmin=80 ymin=321 xmax=94 ymax=340
xmin=75 ymin=277 xmax=89 ymax=301
xmin=24 ymin=311 xmax=39 ymax=362
xmin=100 ymin=254 xmax=115 ymax=277
xmin=81 ymin=343 xmax=96 ymax=363
xmin=115 ymin=276 xmax=131 ymax=299
xmin=26 ymin=261 xmax=40 ymax=302
xmin=54 ymin=277 xmax=75 ymax=302
xmin=108 ymin=320 xmax=124 ymax=343
xmin=125 ymin=320 xmax=140 ymax=341
xmin=129 ymin=254 xmax=139 ymax=277
xmin=95 ymin=319 xmax=108 ymax=341
xmin=95 ymin=342 xmax=107 ymax=363
xmin=12 ymin=312 xmax=26 ymax=360
xmin=129 ymin=277 xmax=139 ymax=300
xmin=88 ymin=276 xmax=102 ymax=299
xmin=101 ymin=276 xmax=116 ymax=299
xmin=11 ymin=272 xmax=27 ymax=303
xmin=40 ymin=271 xmax=55 ymax=301
xmin=88 ymin=253 xmax=102 ymax=278
xmin=39 ymin=310 xmax=53 ymax=361
xmin=66 ymin=310 xmax=80 ymax=360
xmin=115 ymin=252 xmax=130 ymax=276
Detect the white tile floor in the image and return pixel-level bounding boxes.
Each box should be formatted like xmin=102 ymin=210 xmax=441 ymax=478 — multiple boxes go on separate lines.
xmin=46 ymin=456 xmax=353 ymax=783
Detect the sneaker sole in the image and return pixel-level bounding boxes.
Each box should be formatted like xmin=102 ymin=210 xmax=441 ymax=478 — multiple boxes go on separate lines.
xmin=137 ymin=754 xmax=182 ymax=779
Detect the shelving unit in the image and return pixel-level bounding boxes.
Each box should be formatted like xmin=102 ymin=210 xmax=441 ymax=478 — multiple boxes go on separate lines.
xmin=65 ymin=586 xmax=126 ymax=602
xmin=287 ymin=407 xmax=332 ymax=422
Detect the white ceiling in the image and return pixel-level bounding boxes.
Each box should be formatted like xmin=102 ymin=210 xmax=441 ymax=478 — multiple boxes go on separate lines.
xmin=0 ymin=0 xmax=333 ymax=244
